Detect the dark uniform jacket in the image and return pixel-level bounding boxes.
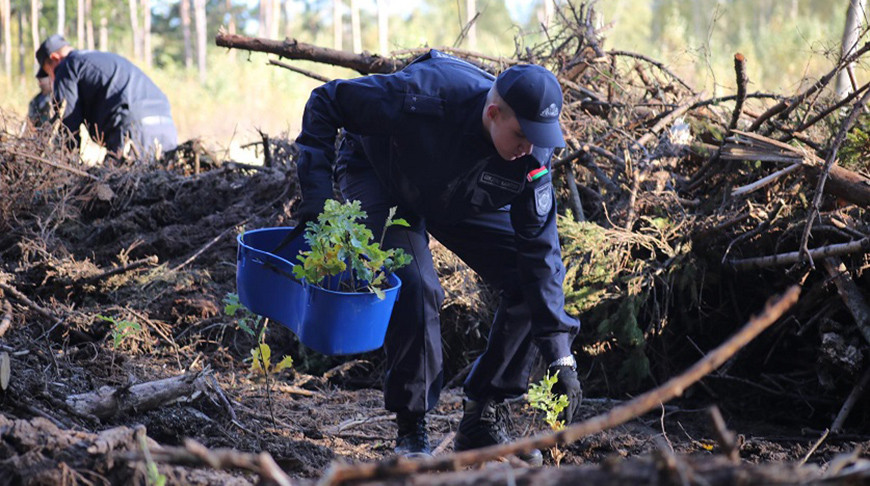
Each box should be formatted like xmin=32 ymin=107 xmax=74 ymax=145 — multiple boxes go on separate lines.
xmin=295 ymin=50 xmax=577 ymax=362
xmin=53 ymin=50 xmax=177 ymax=154
xmin=27 ymin=92 xmax=51 ymax=127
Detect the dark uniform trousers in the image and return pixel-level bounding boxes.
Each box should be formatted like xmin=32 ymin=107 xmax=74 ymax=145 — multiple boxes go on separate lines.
xmin=105 ymin=101 xmax=178 ymax=157
xmin=337 ymin=158 xmax=539 ymax=417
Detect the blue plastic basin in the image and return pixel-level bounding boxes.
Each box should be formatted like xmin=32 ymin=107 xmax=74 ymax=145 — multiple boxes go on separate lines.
xmin=236 ymin=227 xmax=401 ymax=355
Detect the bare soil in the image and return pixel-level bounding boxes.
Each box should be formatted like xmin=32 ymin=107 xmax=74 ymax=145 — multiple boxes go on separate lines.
xmin=0 ymin=138 xmax=867 ymax=486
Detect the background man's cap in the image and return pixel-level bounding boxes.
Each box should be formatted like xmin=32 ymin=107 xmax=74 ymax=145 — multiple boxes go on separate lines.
xmin=35 ymin=67 xmax=48 ymax=79
xmin=35 ymin=34 xmax=70 ymax=67
xmin=495 ymin=64 xmax=565 ymax=148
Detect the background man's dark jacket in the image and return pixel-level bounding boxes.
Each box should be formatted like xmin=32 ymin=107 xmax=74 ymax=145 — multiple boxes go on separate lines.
xmin=53 ymin=50 xmax=177 ymax=155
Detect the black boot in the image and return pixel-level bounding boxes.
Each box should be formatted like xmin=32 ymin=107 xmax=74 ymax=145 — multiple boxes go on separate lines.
xmin=395 ymin=412 xmax=432 ymax=458
xmin=454 ymin=399 xmax=543 ymax=467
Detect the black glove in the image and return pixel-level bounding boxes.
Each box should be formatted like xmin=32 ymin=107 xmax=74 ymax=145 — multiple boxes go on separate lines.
xmin=550 ymin=365 xmax=582 ymax=424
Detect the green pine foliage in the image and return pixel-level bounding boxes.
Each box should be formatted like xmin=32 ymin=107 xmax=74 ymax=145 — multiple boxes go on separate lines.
xmin=559 ymin=215 xmax=695 ymax=389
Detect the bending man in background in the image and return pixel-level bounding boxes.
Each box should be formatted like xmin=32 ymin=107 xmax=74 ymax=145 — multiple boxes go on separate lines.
xmin=36 ymin=34 xmax=178 ymax=160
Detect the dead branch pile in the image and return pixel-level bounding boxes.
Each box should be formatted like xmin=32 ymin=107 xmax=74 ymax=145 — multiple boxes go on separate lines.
xmin=218 ymin=0 xmax=870 ymax=422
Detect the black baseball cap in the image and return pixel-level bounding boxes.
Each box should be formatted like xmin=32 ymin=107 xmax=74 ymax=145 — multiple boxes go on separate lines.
xmin=495 ymin=64 xmax=565 ymax=148
xmin=35 ymin=34 xmax=70 ymax=67
xmin=36 ymin=67 xmax=48 ymax=79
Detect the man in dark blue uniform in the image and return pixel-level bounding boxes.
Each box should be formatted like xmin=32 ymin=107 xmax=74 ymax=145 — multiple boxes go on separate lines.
xmin=27 ymin=68 xmax=52 ymax=129
xmin=35 ymin=34 xmax=177 ymax=159
xmin=294 ymin=50 xmax=582 ymax=462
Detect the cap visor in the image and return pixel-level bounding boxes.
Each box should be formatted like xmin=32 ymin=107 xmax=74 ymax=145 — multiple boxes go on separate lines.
xmin=518 ymin=118 xmax=565 ymax=148
xmin=36 ymin=67 xmax=48 ymax=78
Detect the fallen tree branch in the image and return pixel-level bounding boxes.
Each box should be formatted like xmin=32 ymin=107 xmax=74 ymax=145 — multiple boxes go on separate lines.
xmin=74 ymin=255 xmax=159 ymax=287
xmin=823 ymin=257 xmax=870 ymax=346
xmin=0 ymin=300 xmax=11 ymax=338
xmin=780 ymin=80 xmax=870 ymax=143
xmin=121 ymin=437 xmax=293 ymax=486
xmin=0 ymin=280 xmax=60 ymax=322
xmin=65 ymin=370 xmax=210 ymax=420
xmin=727 ymin=238 xmax=870 ymax=271
xmin=721 ymin=131 xmax=870 ymax=207
xmin=728 ymin=53 xmax=748 ymax=130
xmin=799 ymin=87 xmax=870 ymax=266
xmin=215 ymin=31 xmax=402 ymax=75
xmin=319 ymin=286 xmax=801 ymax=485
xmin=268 ymin=58 xmax=331 ymax=83
xmin=730 ymin=162 xmax=802 ymax=198
xmin=747 ymin=41 xmax=870 ymax=131
xmin=831 ymin=367 xmax=870 ymax=433
xmin=636 ymin=97 xmax=699 ymax=147
xmin=4 ymin=149 xmax=99 ymax=180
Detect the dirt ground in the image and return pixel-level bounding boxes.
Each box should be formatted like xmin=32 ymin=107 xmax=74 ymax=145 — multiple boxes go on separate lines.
xmin=1 ymin=132 xmax=868 ymax=486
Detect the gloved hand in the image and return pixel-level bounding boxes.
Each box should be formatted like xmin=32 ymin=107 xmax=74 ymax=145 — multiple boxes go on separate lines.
xmin=550 ymin=365 xmax=582 ymax=424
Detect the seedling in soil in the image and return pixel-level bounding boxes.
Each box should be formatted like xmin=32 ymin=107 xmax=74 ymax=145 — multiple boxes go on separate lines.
xmin=528 ymin=370 xmax=570 ymax=465
xmin=293 ymin=200 xmax=412 ymax=298
xmin=97 ymin=314 xmax=143 ymax=350
xmin=224 ymin=292 xmax=291 ymax=426
xmin=223 ymin=292 xmax=262 ymax=340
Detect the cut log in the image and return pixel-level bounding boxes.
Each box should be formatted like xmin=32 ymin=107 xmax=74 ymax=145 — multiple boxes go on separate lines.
xmin=65 ymin=370 xmax=208 ymax=420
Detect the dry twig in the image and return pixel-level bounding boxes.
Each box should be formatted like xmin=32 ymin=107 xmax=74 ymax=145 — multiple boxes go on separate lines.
xmin=319 ymin=286 xmax=801 ymax=485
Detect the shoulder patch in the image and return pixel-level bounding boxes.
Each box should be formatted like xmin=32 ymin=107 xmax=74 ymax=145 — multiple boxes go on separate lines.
xmin=534 ymin=183 xmax=553 ymax=216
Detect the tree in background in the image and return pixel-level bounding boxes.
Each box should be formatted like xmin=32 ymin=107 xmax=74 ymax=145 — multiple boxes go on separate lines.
xmin=194 ymin=0 xmax=206 ymax=83
xmin=333 ymin=0 xmax=341 ymax=50
xmin=1 ymin=0 xmax=10 ymax=78
xmin=837 ymin=0 xmax=866 ymax=98
xmin=377 ymin=0 xmax=387 ymax=54
xmin=128 ymin=0 xmax=141 ymax=61
xmin=350 ymin=0 xmax=360 ymax=53
xmin=181 ymin=0 xmax=192 ymax=68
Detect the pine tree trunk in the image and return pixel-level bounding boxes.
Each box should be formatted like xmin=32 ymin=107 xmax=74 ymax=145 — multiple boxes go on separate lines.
xmin=85 ymin=0 xmax=94 ymax=50
xmin=1 ymin=0 xmax=11 ymax=78
xmin=225 ymin=0 xmax=235 ymax=62
xmin=543 ymin=0 xmax=555 ymax=30
xmin=350 ymin=0 xmax=361 ymax=53
xmin=181 ymin=0 xmax=192 ymax=69
xmin=377 ymin=0 xmax=388 ymax=55
xmin=258 ymin=0 xmax=268 ymax=37
xmin=837 ymin=0 xmax=866 ymax=98
xmin=270 ymin=0 xmax=280 ymax=39
xmin=57 ymin=0 xmax=65 ymax=35
xmin=76 ymin=0 xmax=84 ymax=46
xmin=194 ymin=0 xmax=207 ymax=84
xmin=465 ymin=0 xmax=477 ymax=50
xmin=128 ymin=0 xmax=141 ymax=61
xmin=333 ymin=0 xmax=342 ymax=50
xmin=142 ymin=0 xmax=151 ymax=67
xmin=99 ymin=16 xmax=107 ymax=50
xmin=17 ymin=8 xmax=23 ymax=76
xmin=30 ymin=0 xmax=38 ymax=66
